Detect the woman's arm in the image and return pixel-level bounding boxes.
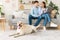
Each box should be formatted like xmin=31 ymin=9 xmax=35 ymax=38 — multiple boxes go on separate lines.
xmin=43 ymin=8 xmax=48 ymax=13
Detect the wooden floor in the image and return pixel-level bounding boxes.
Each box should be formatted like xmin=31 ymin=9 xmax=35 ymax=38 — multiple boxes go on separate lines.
xmin=0 ymin=30 xmax=60 ymax=40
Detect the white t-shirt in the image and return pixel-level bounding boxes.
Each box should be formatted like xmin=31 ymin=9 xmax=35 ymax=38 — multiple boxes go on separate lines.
xmin=42 ymin=8 xmax=48 ymax=13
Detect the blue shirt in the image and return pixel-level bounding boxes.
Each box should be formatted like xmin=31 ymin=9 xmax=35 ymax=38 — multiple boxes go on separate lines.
xmin=30 ymin=6 xmax=43 ymax=17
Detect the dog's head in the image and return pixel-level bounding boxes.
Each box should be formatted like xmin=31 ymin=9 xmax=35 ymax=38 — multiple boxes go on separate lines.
xmin=17 ymin=21 xmax=24 ymax=27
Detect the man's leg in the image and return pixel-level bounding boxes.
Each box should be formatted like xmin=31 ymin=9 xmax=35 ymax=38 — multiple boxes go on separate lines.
xmin=29 ymin=15 xmax=33 ymax=25
xmin=34 ymin=16 xmax=41 ymax=26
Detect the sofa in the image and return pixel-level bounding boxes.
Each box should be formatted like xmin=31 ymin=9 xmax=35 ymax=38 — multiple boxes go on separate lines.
xmin=6 ymin=9 xmax=60 ymax=29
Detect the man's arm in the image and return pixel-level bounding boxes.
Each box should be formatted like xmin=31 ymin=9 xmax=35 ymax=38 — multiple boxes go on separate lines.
xmin=30 ymin=7 xmax=34 ymax=16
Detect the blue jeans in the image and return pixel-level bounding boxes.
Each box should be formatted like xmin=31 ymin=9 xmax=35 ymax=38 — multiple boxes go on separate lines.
xmin=29 ymin=15 xmax=39 ymax=25
xmin=43 ymin=13 xmax=51 ymax=23
xmin=29 ymin=13 xmax=51 ymax=26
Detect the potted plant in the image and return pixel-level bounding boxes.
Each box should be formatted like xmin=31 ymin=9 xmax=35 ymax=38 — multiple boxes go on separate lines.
xmin=48 ymin=1 xmax=59 ymax=14
xmin=48 ymin=1 xmax=59 ymax=18
xmin=0 ymin=5 xmax=5 ymax=18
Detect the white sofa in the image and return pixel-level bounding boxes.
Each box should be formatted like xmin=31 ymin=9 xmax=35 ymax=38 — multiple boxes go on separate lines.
xmin=6 ymin=9 xmax=60 ymax=29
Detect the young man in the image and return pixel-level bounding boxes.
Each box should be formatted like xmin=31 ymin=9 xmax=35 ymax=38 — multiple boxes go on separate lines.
xmin=29 ymin=1 xmax=42 ymax=26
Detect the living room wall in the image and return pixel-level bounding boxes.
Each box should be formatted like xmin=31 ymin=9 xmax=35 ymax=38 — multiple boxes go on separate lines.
xmin=0 ymin=0 xmax=60 ymax=15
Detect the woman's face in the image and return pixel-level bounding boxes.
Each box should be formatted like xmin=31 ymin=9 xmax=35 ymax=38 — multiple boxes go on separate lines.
xmin=40 ymin=2 xmax=44 ymax=8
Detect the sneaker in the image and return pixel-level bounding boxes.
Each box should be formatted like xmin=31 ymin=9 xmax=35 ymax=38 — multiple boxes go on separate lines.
xmin=50 ymin=22 xmax=57 ymax=27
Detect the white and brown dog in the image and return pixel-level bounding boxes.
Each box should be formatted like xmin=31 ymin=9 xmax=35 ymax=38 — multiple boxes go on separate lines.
xmin=9 ymin=21 xmax=40 ymax=38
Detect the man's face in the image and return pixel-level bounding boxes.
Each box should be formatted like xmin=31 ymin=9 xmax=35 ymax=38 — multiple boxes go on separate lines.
xmin=34 ymin=3 xmax=39 ymax=7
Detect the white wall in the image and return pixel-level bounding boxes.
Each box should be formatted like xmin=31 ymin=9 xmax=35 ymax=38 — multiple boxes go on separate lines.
xmin=1 ymin=0 xmax=60 ymax=15
xmin=1 ymin=0 xmax=19 ymax=14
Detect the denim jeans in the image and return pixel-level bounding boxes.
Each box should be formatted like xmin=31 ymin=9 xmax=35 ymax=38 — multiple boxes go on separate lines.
xmin=43 ymin=13 xmax=51 ymax=23
xmin=29 ymin=13 xmax=51 ymax=26
xmin=29 ymin=15 xmax=39 ymax=25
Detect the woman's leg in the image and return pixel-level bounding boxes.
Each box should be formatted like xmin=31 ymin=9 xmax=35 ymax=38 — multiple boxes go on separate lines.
xmin=34 ymin=14 xmax=48 ymax=26
xmin=45 ymin=13 xmax=51 ymax=23
xmin=41 ymin=14 xmax=48 ymax=30
xmin=42 ymin=14 xmax=48 ymax=26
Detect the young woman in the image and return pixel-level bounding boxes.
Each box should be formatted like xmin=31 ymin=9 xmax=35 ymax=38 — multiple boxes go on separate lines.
xmin=33 ymin=1 xmax=51 ymax=30
xmin=39 ymin=1 xmax=57 ymax=30
xmin=40 ymin=1 xmax=51 ymax=23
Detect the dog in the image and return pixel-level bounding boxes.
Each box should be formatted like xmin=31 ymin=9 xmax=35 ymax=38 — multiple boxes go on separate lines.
xmin=9 ymin=21 xmax=41 ymax=38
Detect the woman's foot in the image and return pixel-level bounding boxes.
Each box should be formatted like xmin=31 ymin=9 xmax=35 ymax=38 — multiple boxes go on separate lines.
xmin=50 ymin=22 xmax=57 ymax=27
xmin=43 ymin=26 xmax=46 ymax=31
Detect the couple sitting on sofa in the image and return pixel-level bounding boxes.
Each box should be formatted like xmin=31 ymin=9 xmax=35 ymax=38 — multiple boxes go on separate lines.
xmin=29 ymin=1 xmax=57 ymax=30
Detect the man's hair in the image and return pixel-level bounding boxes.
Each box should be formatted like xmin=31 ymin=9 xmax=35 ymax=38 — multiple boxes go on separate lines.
xmin=34 ymin=1 xmax=39 ymax=4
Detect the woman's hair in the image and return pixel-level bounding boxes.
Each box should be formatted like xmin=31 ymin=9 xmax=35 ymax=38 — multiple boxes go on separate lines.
xmin=42 ymin=1 xmax=46 ymax=8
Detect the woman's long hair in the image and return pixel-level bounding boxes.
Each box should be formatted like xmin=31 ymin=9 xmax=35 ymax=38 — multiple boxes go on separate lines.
xmin=42 ymin=1 xmax=46 ymax=8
